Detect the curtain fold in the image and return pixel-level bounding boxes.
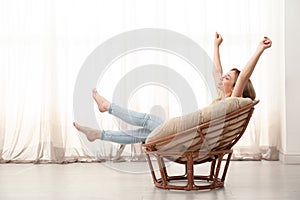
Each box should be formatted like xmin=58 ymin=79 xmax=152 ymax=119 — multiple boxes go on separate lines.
xmin=0 ymin=0 xmax=283 ymax=162
xmin=0 ymin=0 xmax=92 ymax=163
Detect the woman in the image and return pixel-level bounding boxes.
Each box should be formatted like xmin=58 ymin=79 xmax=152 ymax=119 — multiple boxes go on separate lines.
xmin=73 ymin=33 xmax=272 ymax=144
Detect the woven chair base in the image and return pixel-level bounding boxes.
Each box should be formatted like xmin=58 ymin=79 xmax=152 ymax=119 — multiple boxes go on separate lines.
xmin=144 ymin=151 xmax=232 ymax=191
xmin=154 ymin=178 xmax=224 ymax=191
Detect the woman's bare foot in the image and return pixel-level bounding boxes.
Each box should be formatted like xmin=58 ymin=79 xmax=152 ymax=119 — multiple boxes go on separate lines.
xmin=92 ymin=88 xmax=111 ymax=113
xmin=73 ymin=122 xmax=101 ymax=142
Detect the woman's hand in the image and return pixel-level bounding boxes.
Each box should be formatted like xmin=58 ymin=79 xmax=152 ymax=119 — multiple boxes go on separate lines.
xmin=258 ymin=36 xmax=272 ymax=51
xmin=214 ymin=32 xmax=223 ymax=47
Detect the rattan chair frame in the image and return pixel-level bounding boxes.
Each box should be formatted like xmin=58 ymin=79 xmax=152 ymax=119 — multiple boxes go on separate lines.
xmin=143 ymin=100 xmax=259 ymax=190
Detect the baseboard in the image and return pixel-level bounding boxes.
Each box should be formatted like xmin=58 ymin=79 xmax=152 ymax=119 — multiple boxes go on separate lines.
xmin=279 ymin=152 xmax=300 ymax=164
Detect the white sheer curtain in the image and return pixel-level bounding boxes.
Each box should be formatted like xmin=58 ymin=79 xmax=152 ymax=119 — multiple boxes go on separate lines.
xmin=0 ymin=0 xmax=283 ymax=162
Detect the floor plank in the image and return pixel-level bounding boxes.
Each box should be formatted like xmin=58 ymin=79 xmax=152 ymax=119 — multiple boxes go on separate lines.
xmin=0 ymin=161 xmax=299 ymax=200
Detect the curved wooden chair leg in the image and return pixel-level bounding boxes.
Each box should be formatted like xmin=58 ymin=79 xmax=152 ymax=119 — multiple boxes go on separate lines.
xmin=145 ymin=153 xmax=157 ymax=183
xmin=210 ymin=159 xmax=216 ymax=180
xmin=222 ymin=153 xmax=232 ymax=182
xmin=186 ymin=153 xmax=195 ymax=190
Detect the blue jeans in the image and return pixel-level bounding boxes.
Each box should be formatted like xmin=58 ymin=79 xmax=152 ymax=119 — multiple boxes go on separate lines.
xmin=101 ymin=103 xmax=164 ymax=144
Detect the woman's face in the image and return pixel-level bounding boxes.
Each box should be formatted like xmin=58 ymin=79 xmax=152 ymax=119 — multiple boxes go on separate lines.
xmin=221 ymin=70 xmax=237 ymax=95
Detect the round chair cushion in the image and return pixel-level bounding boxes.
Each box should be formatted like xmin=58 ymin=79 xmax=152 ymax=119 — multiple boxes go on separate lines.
xmin=145 ymin=97 xmax=253 ymax=144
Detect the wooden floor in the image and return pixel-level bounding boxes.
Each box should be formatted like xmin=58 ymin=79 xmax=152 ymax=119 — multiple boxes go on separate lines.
xmin=0 ymin=160 xmax=299 ymax=200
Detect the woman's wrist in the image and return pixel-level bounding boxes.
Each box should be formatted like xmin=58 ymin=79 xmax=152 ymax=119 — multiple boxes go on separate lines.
xmin=256 ymin=46 xmax=265 ymax=54
xmin=214 ymin=44 xmax=220 ymax=49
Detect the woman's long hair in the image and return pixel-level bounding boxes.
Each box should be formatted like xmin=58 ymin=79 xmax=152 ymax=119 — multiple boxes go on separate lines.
xmin=231 ymin=68 xmax=256 ymax=100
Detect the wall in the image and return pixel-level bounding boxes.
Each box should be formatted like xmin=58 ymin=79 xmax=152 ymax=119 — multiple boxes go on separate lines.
xmin=281 ymin=0 xmax=300 ymax=164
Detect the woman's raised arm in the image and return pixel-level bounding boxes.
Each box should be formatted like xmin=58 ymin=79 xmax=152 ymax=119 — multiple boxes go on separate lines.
xmin=231 ymin=36 xmax=272 ymax=98
xmin=213 ymin=32 xmax=223 ymax=74
xmin=213 ymin=32 xmax=224 ymax=86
